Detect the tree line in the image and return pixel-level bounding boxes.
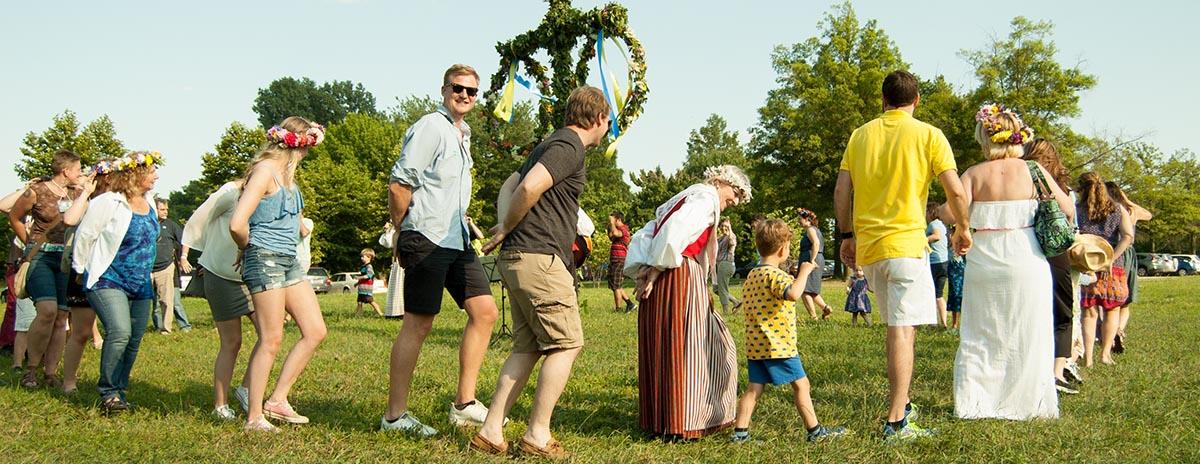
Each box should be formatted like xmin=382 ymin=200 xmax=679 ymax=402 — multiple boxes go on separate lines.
xmin=12 ymin=3 xmax=1197 ymax=273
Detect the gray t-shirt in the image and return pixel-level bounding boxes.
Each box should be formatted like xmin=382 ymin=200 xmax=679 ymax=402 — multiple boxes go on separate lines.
xmin=502 ymin=128 xmax=587 ymax=271
xmin=927 ymin=219 xmax=948 ymax=264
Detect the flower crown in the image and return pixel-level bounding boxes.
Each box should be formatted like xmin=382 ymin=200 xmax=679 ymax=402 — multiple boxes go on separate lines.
xmin=267 ymin=124 xmax=326 ymax=148
xmin=704 ymin=164 xmax=753 ymax=204
xmin=975 ymin=103 xmax=1034 ymax=145
xmin=93 ymin=151 xmax=164 ymax=175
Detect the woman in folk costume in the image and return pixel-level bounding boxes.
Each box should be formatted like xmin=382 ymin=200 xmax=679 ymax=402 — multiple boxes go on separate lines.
xmin=624 ymin=165 xmax=752 ymax=439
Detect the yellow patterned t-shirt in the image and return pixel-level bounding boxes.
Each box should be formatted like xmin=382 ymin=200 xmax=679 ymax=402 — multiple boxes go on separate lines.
xmin=741 ymin=265 xmax=798 ymax=360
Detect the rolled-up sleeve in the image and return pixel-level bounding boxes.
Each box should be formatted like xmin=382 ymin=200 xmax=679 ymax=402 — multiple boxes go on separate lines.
xmin=390 ymin=117 xmax=441 ymax=188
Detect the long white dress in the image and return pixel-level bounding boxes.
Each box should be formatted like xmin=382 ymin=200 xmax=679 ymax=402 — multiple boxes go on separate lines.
xmin=954 ymin=199 xmax=1059 ymax=420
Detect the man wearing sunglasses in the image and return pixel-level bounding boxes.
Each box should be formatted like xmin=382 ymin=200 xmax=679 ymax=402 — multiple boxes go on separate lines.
xmin=382 ymin=64 xmax=502 ymax=436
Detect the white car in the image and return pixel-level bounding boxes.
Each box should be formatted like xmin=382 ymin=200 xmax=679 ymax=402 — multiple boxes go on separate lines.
xmin=330 ymin=272 xmax=386 ymax=294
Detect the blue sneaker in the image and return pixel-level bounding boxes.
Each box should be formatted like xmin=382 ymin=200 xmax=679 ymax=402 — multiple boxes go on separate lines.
xmin=730 ymin=431 xmax=751 ymax=444
xmin=883 ymin=421 xmax=936 ymax=443
xmin=807 ymin=425 xmax=849 ymax=442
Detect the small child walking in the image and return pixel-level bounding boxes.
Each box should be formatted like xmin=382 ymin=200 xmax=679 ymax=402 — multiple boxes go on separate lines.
xmin=356 ymin=248 xmax=383 ymax=317
xmin=844 ymin=266 xmax=872 ymax=325
xmin=732 ymin=219 xmax=849 ymax=444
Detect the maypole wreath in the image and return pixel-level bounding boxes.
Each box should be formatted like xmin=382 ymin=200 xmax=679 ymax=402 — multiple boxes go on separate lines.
xmin=483 ymin=0 xmax=648 ymax=157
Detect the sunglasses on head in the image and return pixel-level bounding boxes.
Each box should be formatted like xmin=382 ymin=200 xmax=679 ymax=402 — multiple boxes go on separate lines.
xmin=447 ymin=83 xmax=478 ymax=97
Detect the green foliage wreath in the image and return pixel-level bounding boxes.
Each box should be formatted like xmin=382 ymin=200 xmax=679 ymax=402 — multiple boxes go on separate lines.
xmin=483 ymin=0 xmax=648 ymax=157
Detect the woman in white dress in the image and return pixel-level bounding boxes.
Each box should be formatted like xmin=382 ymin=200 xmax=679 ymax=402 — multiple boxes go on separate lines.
xmin=952 ymin=104 xmax=1073 ymax=420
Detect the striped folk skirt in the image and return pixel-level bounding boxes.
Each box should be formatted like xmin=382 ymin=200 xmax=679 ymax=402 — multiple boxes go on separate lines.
xmin=637 ymin=258 xmax=737 ymax=438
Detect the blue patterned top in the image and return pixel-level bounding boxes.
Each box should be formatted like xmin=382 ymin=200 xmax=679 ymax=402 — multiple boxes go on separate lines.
xmin=93 ymin=211 xmax=159 ymax=299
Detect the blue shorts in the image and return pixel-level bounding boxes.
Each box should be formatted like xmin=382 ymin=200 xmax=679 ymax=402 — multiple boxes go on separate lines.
xmin=747 ymin=357 xmax=807 ymax=385
xmin=240 ymin=245 xmax=305 ymax=294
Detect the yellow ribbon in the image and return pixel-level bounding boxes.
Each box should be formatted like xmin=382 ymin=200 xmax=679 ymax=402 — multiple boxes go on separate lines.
xmin=493 ymin=62 xmax=517 ymax=122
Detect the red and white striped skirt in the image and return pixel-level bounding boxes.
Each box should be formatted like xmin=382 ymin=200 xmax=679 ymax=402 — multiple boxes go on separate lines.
xmin=637 ymin=258 xmax=737 ymax=438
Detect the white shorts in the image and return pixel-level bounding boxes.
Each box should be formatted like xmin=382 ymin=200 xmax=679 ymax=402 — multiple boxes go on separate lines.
xmin=15 ymin=298 xmax=35 ymax=332
xmin=863 ymin=256 xmax=937 ymax=327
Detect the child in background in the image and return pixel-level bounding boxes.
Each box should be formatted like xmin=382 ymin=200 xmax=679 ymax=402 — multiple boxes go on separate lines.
xmin=844 ymin=266 xmax=872 ymax=325
xmin=732 ymin=219 xmax=849 ymax=444
xmin=356 ymin=248 xmax=382 ymax=317
xmin=9 ymin=290 xmax=35 ymax=370
xmin=946 ymin=238 xmax=965 ymax=332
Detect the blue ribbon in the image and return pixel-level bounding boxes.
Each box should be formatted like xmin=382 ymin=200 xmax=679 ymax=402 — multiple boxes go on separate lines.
xmin=596 ymin=29 xmax=621 ymax=139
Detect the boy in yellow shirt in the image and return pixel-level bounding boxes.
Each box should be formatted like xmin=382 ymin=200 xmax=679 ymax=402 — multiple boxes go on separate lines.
xmin=731 ymin=219 xmax=848 ymax=443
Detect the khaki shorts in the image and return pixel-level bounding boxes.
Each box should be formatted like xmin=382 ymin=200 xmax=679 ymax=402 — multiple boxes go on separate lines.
xmin=863 ymin=255 xmax=937 ymax=327
xmin=498 ymin=250 xmax=583 ymax=353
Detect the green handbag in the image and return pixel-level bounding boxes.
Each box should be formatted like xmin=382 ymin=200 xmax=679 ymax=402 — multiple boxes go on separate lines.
xmin=1027 ymin=161 xmax=1075 ymax=257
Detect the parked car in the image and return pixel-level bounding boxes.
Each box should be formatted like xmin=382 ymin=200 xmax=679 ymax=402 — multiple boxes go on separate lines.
xmin=330 ymin=272 xmax=387 ymax=294
xmin=307 ymin=267 xmax=331 ymax=293
xmin=1135 ymin=253 xmax=1178 ymax=276
xmin=1173 ymin=254 xmax=1199 ymax=276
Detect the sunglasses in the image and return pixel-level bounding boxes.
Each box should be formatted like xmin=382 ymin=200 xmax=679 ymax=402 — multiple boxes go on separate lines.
xmin=447 ymin=83 xmax=479 ymax=97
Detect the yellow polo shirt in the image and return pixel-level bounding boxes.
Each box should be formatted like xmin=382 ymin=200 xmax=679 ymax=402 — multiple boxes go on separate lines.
xmin=839 ymin=110 xmax=956 ymax=266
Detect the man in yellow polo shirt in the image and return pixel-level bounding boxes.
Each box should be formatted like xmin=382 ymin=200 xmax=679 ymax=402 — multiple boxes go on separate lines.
xmin=833 ymin=70 xmax=972 ymax=443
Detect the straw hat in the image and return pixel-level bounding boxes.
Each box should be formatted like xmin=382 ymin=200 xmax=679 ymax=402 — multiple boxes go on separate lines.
xmin=1067 ymin=234 xmax=1114 ymax=273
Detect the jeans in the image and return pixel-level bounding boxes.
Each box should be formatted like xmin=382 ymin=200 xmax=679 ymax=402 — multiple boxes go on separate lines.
xmin=151 ymin=286 xmax=191 ymax=331
xmin=88 ymin=288 xmax=151 ymax=399
xmin=713 ymin=261 xmax=738 ymax=311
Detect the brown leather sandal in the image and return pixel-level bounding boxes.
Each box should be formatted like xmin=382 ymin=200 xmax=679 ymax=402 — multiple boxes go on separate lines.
xmin=468 ymin=433 xmax=508 ymax=455
xmin=516 ymin=437 xmax=570 ymax=459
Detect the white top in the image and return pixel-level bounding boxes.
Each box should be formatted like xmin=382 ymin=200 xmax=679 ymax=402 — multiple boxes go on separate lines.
xmin=72 ymin=191 xmax=158 ymax=289
xmin=182 ymin=182 xmax=314 ymax=281
xmin=624 ymin=183 xmax=721 ymax=277
xmin=576 ymin=207 xmax=595 ymax=236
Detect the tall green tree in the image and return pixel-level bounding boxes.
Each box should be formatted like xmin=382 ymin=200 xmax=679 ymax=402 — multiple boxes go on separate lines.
xmin=252 ymin=77 xmax=378 ymax=128
xmin=199 ymin=122 xmax=266 ymax=192
xmin=17 ymin=110 xmax=125 ymax=180
xmin=748 ymin=2 xmax=907 ymax=221
xmin=960 ymin=17 xmax=1098 ymax=165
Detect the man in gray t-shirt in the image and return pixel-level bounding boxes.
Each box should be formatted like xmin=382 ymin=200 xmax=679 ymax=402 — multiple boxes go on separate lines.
xmin=472 ymin=86 xmax=609 ymax=458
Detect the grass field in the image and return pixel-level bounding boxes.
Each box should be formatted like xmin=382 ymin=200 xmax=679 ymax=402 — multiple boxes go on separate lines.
xmin=1 ymin=277 xmax=1198 ymax=463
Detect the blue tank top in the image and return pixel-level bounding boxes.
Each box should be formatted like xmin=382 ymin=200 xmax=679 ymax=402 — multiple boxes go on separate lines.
xmin=93 ymin=211 xmax=159 ymax=299
xmin=248 ymin=173 xmax=303 ymax=256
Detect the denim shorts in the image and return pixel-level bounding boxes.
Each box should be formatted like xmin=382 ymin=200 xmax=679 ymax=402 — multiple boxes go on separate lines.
xmin=240 ymin=245 xmax=305 ymax=294
xmin=747 ymin=357 xmax=807 ymax=385
xmin=24 ymin=247 xmax=69 ymax=310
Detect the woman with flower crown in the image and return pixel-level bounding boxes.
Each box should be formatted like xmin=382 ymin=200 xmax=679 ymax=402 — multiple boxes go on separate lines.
xmin=623 ymin=165 xmax=751 ymax=439
xmin=950 ymin=104 xmax=1073 ymax=420
xmin=229 ymin=116 xmax=327 ymax=432
xmin=71 ymin=151 xmax=164 ymax=413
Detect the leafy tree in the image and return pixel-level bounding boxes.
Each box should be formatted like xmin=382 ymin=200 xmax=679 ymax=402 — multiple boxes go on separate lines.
xmin=199 ymin=122 xmax=266 ymax=192
xmin=17 ymin=110 xmax=126 ymax=180
xmin=748 ymin=2 xmax=907 ymax=222
xmin=252 ymin=77 xmax=378 ymax=128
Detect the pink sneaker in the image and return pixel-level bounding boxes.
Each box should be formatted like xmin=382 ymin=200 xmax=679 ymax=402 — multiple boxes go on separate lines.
xmin=264 ymin=400 xmax=310 ymax=424
xmin=244 ymin=416 xmax=279 ymax=433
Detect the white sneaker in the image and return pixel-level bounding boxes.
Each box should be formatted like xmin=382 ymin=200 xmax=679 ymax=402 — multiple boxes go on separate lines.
xmin=213 ymin=404 xmax=238 ymax=422
xmin=244 ymin=416 xmax=279 ymax=433
xmin=449 ymin=401 xmax=507 ymax=427
xmin=380 ymin=412 xmax=438 ymax=437
xmin=234 ymin=385 xmax=249 ymax=413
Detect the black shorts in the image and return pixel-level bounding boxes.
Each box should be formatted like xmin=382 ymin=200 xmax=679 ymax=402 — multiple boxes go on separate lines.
xmin=357 ymin=293 xmax=375 ymax=304
xmin=396 ymin=230 xmax=491 ymax=315
xmin=931 ymin=261 xmax=949 ymax=298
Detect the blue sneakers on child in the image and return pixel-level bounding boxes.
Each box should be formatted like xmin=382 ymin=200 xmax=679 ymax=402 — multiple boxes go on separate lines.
xmin=806 ymin=425 xmax=849 ymax=442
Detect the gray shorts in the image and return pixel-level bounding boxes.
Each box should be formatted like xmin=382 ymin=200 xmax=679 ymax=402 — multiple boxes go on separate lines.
xmin=202 ymin=268 xmax=253 ymax=322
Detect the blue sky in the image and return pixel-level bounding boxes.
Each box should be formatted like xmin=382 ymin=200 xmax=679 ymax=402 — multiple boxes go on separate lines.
xmin=2 ymin=0 xmax=1196 ymax=194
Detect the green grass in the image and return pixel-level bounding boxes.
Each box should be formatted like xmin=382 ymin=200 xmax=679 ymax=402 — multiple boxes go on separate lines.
xmin=2 ymin=277 xmax=1198 ymax=462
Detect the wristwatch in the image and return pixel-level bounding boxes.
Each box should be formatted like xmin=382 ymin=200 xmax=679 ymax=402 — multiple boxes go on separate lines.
xmin=838 ymin=231 xmax=854 ymax=239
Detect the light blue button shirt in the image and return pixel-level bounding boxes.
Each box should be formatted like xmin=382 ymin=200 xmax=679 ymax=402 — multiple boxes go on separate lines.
xmin=389 ymin=106 xmax=472 ymax=250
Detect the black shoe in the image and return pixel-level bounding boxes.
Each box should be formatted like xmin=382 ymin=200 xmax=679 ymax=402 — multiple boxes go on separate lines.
xmin=625 ymin=299 xmax=636 ymax=312
xmin=1055 ymin=378 xmax=1079 ymax=395
xmin=1113 ymin=334 xmax=1125 ymax=354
